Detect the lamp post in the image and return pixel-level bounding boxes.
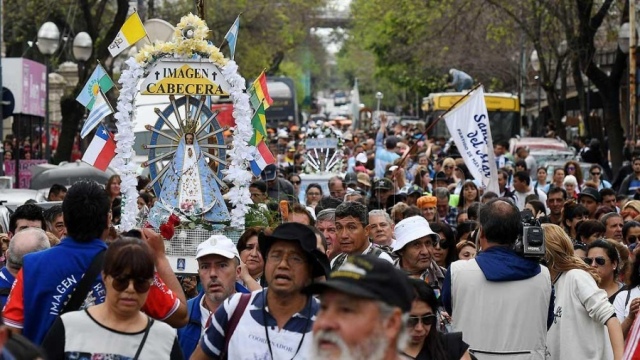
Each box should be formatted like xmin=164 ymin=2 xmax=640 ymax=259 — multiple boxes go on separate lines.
xmin=375 ymin=91 xmax=383 ymax=125
xmin=72 ymin=32 xmax=93 ymax=74
xmin=619 ymin=22 xmax=636 ymax=143
xmin=530 ymin=50 xmax=541 ymax=130
xmin=37 ymin=22 xmax=60 ymax=162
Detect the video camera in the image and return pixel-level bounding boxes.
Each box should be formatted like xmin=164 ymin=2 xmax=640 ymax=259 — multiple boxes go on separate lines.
xmin=513 ymin=209 xmax=545 ymax=258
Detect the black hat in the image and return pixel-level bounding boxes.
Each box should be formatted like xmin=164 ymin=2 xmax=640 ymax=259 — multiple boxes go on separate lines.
xmin=305 ymin=254 xmax=413 ymax=312
xmin=433 ymin=171 xmax=450 ymax=184
xmin=373 ymin=178 xmax=393 ymax=191
xmin=579 ymin=187 xmax=602 ymax=203
xmin=258 ymin=223 xmax=330 ymax=278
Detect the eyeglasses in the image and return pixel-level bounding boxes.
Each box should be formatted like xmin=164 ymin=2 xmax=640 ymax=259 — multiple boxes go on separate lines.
xmin=407 ymin=314 xmax=438 ymax=328
xmin=111 ymin=275 xmax=153 ymax=293
xmin=291 ymin=180 xmax=301 ymax=185
xmin=435 ymin=239 xmax=450 ymax=250
xmin=590 ymin=172 xmax=601 ymax=176
xmin=582 ymin=256 xmax=606 ymax=266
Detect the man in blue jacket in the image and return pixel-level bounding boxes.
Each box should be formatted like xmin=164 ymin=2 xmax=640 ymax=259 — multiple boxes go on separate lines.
xmin=178 ymin=235 xmax=249 ymax=358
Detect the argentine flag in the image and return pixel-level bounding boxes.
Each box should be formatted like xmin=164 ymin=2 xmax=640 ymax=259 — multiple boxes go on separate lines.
xmin=224 ymin=15 xmax=240 ymax=60
xmin=81 ymin=91 xmax=113 ymax=139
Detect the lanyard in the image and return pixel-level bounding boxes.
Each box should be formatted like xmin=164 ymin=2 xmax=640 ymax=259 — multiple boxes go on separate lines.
xmin=262 ymin=292 xmax=311 ymax=360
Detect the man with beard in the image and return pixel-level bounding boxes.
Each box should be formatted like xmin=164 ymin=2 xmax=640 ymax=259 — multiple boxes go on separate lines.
xmin=191 ymin=223 xmax=330 ymax=359
xmin=177 ymin=235 xmax=248 ymax=358
xmin=392 ymin=216 xmax=445 ymax=295
xmin=307 ymin=254 xmax=413 ymax=360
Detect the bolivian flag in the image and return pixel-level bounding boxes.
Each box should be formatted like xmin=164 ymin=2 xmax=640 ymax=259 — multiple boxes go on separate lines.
xmin=108 ymin=12 xmax=147 ymax=57
xmin=249 ymin=103 xmax=267 ymax=146
xmin=249 ymin=71 xmax=273 ymax=110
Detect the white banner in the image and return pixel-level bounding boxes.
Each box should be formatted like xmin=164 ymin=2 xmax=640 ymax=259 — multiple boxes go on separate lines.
xmin=443 ymin=87 xmax=499 ymax=194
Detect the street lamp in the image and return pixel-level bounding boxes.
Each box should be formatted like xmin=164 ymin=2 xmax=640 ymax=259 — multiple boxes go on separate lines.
xmin=375 ymin=91 xmax=383 ymax=125
xmin=72 ymin=32 xmax=93 ymax=65
xmin=530 ymin=50 xmax=541 ymax=131
xmin=37 ymin=22 xmax=60 ymax=162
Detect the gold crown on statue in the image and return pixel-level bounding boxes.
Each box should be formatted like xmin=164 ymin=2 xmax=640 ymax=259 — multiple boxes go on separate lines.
xmin=183 ymin=118 xmax=199 ymax=134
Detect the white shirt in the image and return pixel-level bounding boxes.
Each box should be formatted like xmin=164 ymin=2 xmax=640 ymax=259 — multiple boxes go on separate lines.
xmin=514 ymin=186 xmax=548 ymax=211
xmin=199 ymin=295 xmax=212 ymax=333
xmin=613 ymin=285 xmax=640 ymax=323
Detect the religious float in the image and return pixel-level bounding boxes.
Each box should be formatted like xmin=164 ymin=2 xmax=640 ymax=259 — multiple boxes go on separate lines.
xmin=113 ymin=14 xmax=254 ymax=274
xmin=297 ymin=120 xmax=346 ymax=202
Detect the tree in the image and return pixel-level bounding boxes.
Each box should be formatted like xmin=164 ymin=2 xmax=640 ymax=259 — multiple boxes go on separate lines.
xmin=4 ymin=0 xmax=130 ymax=164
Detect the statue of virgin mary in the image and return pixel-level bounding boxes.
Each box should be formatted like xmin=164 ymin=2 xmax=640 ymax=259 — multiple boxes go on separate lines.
xmin=148 ymin=124 xmax=230 ymax=228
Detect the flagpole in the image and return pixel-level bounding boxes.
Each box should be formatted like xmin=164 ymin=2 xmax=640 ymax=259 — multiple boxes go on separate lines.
xmin=393 ymin=83 xmax=483 ymax=175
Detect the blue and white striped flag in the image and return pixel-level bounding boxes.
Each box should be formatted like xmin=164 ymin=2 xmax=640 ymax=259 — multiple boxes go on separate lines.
xmin=224 ymin=15 xmax=240 ymax=60
xmin=81 ymin=91 xmax=113 ymax=139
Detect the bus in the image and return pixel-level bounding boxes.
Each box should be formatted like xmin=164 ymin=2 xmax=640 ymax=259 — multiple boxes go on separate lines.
xmin=422 ymin=92 xmax=520 ymax=143
xmin=265 ymin=77 xmax=299 ymax=128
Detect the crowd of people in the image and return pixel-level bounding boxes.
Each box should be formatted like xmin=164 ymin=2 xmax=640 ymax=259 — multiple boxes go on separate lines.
xmin=1 ymin=113 xmax=640 ymax=359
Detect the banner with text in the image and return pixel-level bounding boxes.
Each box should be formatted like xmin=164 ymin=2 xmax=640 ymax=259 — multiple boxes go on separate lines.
xmin=443 ymin=87 xmax=499 ymax=194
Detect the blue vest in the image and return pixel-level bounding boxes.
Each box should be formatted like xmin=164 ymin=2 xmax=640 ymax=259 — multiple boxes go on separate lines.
xmin=0 ymin=266 xmax=15 ymax=309
xmin=21 ymin=238 xmax=107 ymax=344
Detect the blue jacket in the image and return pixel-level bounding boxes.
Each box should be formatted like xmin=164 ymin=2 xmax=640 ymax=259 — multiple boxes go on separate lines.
xmin=178 ymin=283 xmax=249 ymax=358
xmin=0 ymin=266 xmax=15 ymax=309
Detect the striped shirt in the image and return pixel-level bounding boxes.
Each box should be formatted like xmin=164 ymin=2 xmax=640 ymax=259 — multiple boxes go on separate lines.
xmin=201 ymin=289 xmax=318 ymax=359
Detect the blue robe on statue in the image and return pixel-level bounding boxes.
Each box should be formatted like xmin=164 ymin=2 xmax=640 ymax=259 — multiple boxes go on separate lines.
xmin=148 ymin=137 xmax=230 ymax=228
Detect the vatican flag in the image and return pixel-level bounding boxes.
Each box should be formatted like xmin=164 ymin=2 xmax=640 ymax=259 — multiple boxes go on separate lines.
xmin=108 ymin=12 xmax=147 ymax=57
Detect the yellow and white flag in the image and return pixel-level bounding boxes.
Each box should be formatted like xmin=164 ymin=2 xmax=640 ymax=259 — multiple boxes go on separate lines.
xmin=108 ymin=12 xmax=147 ymax=57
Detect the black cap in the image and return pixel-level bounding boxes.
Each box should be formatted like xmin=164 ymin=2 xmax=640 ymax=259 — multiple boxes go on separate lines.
xmin=260 ymin=164 xmax=277 ymax=181
xmin=373 ymin=178 xmax=393 ymax=191
xmin=579 ymin=187 xmax=602 ymax=203
xmin=305 ymin=254 xmax=413 ymax=312
xmin=344 ymin=172 xmax=358 ymax=186
xmin=258 ymin=223 xmax=330 ymax=278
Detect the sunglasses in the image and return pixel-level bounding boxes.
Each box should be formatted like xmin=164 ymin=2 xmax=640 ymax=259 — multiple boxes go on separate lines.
xmin=567 ymin=166 xmax=575 ymax=170
xmin=407 ymin=314 xmax=438 ymax=328
xmin=111 ymin=275 xmax=153 ymax=293
xmin=443 ymin=165 xmax=453 ymax=169
xmin=435 ymin=239 xmax=450 ymax=250
xmin=628 ymin=235 xmax=639 ymax=243
xmin=582 ymin=256 xmax=606 ymax=266
xmin=590 ymin=172 xmax=601 ymax=176
xmin=291 ymin=180 xmax=301 ymax=185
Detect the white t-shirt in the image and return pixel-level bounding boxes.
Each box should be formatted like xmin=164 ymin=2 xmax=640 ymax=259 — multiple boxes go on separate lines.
xmin=613 ymin=286 xmax=640 ymax=323
xmin=514 ymin=187 xmax=548 ymax=211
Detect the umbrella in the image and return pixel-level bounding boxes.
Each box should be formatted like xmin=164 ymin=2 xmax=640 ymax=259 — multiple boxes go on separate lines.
xmin=29 ymin=161 xmax=116 ymax=190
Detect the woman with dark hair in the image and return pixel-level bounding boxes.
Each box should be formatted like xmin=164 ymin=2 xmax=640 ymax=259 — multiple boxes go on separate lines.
xmin=287 ymin=173 xmax=302 ymax=200
xmin=563 ymin=202 xmax=589 ymax=240
xmin=564 ymin=160 xmax=584 ymax=188
xmin=450 ymin=163 xmax=474 ymax=196
xmin=585 ymin=164 xmax=611 ymax=190
xmin=402 ymin=278 xmax=472 ymax=360
xmin=455 ymin=221 xmax=477 ymax=243
xmin=532 ymin=167 xmax=549 ymax=191
xmin=623 ymin=221 xmax=640 ymax=246
xmin=42 ymin=237 xmax=183 ymax=359
xmin=614 ymin=249 xmax=640 ymax=338
xmin=430 ymin=222 xmax=457 ymax=269
xmin=586 ymin=239 xmax=624 ymax=303
xmin=105 ymin=175 xmax=122 ymax=205
xmin=236 ymin=226 xmax=265 ymax=289
xmin=575 ymin=220 xmax=605 ymax=245
xmin=524 ymin=199 xmax=546 ymax=219
xmin=413 ymin=166 xmax=433 ymax=194
xmin=457 ymin=181 xmax=479 ymax=212
xmin=305 ymin=183 xmax=323 ymax=209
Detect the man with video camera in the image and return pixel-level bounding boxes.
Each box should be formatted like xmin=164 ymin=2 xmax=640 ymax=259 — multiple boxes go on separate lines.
xmin=442 ymin=199 xmax=553 ymax=360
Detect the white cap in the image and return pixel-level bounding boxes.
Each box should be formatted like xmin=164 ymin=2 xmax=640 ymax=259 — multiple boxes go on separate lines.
xmin=355 ymin=153 xmax=367 ymax=163
xmin=196 ymin=235 xmax=240 ymax=261
xmin=393 ymin=216 xmax=439 ymax=253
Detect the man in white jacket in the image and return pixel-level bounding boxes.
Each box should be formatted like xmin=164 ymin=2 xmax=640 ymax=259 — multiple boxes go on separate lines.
xmin=442 ymin=199 xmax=553 ymax=359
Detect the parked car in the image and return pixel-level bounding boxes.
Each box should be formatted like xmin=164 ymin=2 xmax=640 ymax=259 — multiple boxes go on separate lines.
xmin=509 ymin=137 xmax=575 ymax=163
xmin=333 ymin=91 xmax=348 ymax=106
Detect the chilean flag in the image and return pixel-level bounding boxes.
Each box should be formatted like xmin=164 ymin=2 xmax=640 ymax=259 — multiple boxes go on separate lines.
xmin=250 ymin=141 xmax=275 ymax=177
xmin=82 ymin=124 xmax=116 ymax=171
